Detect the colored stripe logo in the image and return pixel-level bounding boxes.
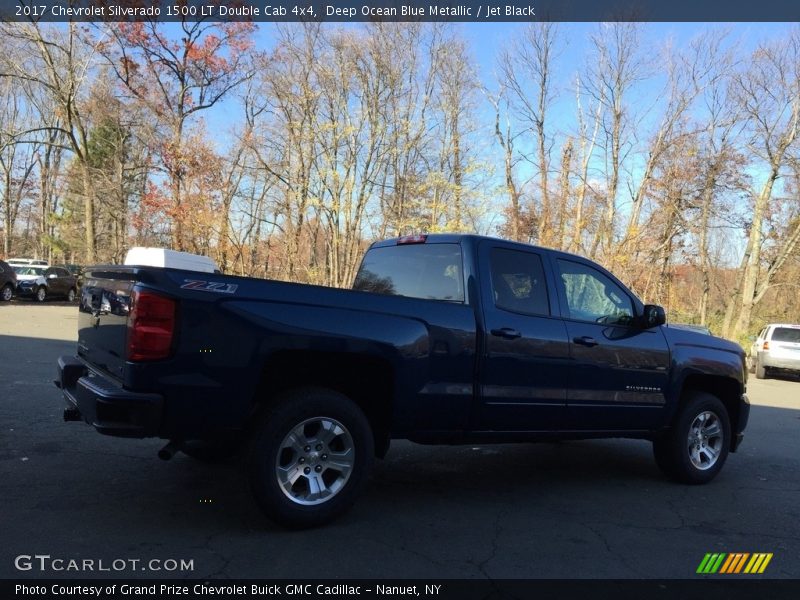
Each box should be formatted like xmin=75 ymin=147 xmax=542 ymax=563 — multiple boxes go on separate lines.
xmin=697 ymin=553 xmax=773 ymax=574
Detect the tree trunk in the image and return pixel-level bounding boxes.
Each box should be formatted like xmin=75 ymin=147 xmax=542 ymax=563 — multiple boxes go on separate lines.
xmin=80 ymin=163 xmax=96 ymax=263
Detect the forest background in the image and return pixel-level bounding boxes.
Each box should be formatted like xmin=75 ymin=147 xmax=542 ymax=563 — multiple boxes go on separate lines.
xmin=1 ymin=19 xmax=799 ymax=344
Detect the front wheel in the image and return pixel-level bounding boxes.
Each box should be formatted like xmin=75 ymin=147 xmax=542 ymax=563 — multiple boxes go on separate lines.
xmin=248 ymin=388 xmax=374 ymax=529
xmin=1 ymin=284 xmax=12 ymax=302
xmin=35 ymin=286 xmax=47 ymax=302
xmin=653 ymin=392 xmax=730 ymax=484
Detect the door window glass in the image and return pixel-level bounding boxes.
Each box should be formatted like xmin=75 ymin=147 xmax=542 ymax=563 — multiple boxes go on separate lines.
xmin=557 ymin=259 xmax=634 ymax=325
xmin=489 ymin=248 xmax=549 ymax=316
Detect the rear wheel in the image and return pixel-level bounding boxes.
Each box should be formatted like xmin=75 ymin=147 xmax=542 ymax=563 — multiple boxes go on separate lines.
xmin=1 ymin=284 xmax=12 ymax=302
xmin=755 ymin=358 xmax=767 ymax=379
xmin=248 ymin=387 xmax=373 ymax=529
xmin=653 ymin=391 xmax=730 ymax=484
xmin=35 ymin=286 xmax=47 ymax=302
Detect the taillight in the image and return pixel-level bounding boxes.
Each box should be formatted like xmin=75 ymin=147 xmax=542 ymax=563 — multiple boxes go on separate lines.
xmin=397 ymin=234 xmax=427 ymax=245
xmin=127 ymin=290 xmax=176 ymax=361
xmin=762 ymin=341 xmax=769 ymax=350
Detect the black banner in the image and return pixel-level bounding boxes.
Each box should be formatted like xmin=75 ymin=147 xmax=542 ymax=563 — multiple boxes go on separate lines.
xmin=5 ymin=580 xmax=800 ymax=600
xmin=2 ymin=0 xmax=800 ymax=22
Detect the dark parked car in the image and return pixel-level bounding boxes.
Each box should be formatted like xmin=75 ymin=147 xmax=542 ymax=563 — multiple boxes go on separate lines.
xmin=0 ymin=260 xmax=17 ymax=301
xmin=57 ymin=235 xmax=749 ymax=528
xmin=53 ymin=264 xmax=84 ymax=289
xmin=15 ymin=265 xmax=78 ymax=302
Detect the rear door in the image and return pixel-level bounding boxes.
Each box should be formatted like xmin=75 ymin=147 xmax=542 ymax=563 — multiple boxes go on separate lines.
xmin=553 ymin=257 xmax=670 ymax=431
xmin=476 ymin=241 xmax=570 ymax=431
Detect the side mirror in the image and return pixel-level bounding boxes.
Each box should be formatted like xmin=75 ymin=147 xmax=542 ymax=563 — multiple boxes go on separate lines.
xmin=642 ymin=304 xmax=666 ymax=328
xmin=48 ymin=273 xmax=58 ymax=279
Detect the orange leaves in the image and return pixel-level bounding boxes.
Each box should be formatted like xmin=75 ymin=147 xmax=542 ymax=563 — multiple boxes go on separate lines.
xmin=140 ymin=129 xmax=224 ymax=249
xmin=117 ymin=22 xmax=150 ymax=47
xmin=183 ymin=23 xmax=255 ymax=79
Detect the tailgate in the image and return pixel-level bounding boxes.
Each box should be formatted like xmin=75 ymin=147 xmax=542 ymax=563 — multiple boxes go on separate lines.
xmin=78 ymin=268 xmax=137 ymax=381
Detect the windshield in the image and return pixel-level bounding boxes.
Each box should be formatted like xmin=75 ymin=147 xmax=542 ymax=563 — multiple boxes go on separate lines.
xmin=12 ymin=266 xmax=44 ymax=276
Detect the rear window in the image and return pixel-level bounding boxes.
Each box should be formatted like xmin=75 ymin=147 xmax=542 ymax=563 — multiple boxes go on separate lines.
xmin=771 ymin=327 xmax=800 ymax=343
xmin=353 ymin=243 xmax=464 ymax=302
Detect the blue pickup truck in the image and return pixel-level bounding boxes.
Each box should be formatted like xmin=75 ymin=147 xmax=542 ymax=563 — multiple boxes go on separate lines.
xmin=56 ymin=234 xmax=749 ymax=527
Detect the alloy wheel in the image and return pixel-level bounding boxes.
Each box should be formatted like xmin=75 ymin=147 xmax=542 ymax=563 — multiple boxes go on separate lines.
xmin=275 ymin=417 xmax=355 ymax=506
xmin=687 ymin=410 xmax=724 ymax=471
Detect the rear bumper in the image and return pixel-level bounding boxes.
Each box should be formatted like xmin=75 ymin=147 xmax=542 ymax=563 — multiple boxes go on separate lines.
xmin=731 ymin=393 xmax=750 ymax=453
xmin=56 ymin=355 xmax=162 ymax=438
xmin=760 ymin=353 xmax=800 ymax=371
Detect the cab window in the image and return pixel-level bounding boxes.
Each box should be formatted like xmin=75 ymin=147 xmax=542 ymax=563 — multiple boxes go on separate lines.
xmin=353 ymin=243 xmax=464 ymax=302
xmin=489 ymin=248 xmax=549 ymax=316
xmin=557 ymin=259 xmax=634 ymax=326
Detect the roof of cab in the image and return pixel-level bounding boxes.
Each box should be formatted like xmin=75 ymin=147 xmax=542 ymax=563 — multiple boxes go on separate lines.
xmin=369 ymin=233 xmax=591 ymax=262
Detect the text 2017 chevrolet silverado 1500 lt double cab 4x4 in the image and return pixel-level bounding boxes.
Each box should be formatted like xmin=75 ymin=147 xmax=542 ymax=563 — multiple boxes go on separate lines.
xmin=56 ymin=235 xmax=749 ymax=528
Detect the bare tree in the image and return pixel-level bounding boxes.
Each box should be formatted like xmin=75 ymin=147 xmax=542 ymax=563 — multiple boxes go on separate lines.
xmin=620 ymin=32 xmax=728 ymax=257
xmin=569 ymin=73 xmax=603 ymax=253
xmin=498 ymin=23 xmax=560 ymax=245
xmin=725 ymin=31 xmax=800 ymax=340
xmin=585 ymin=23 xmax=646 ymax=258
xmin=0 ymin=75 xmax=39 ymax=256
xmin=101 ymin=18 xmax=254 ymax=250
xmin=0 ymin=22 xmax=103 ymax=261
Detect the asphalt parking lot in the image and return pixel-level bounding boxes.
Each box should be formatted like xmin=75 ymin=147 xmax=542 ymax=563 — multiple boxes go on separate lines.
xmin=1 ymin=302 xmax=798 ymax=580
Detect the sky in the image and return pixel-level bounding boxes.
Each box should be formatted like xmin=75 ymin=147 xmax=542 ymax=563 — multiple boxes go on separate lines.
xmin=175 ymin=21 xmax=796 ymax=258
xmin=198 ymin=21 xmax=797 ymax=150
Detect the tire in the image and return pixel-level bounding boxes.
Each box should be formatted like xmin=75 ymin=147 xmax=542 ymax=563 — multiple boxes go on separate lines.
xmin=181 ymin=439 xmax=242 ymax=462
xmin=747 ymin=356 xmax=755 ymax=374
xmin=35 ymin=286 xmax=47 ymax=302
xmin=755 ymin=358 xmax=767 ymax=379
xmin=653 ymin=391 xmax=731 ymax=484
xmin=0 ymin=284 xmax=12 ymax=302
xmin=67 ymin=288 xmax=76 ymax=302
xmin=248 ymin=387 xmax=374 ymax=529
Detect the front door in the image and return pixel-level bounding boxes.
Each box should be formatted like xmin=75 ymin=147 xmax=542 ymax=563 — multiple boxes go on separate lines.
xmin=553 ymin=258 xmax=670 ymax=431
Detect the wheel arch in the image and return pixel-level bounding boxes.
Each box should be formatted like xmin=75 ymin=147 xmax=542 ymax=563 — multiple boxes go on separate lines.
xmin=678 ymin=374 xmax=742 ymax=437
xmin=252 ymin=350 xmax=394 ymax=458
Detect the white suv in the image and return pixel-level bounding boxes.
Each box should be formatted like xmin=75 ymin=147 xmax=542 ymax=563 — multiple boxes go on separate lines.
xmin=749 ymin=323 xmax=800 ymax=379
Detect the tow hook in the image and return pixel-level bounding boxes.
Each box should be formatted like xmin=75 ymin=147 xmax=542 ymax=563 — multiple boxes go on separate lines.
xmin=158 ymin=440 xmax=183 ymax=461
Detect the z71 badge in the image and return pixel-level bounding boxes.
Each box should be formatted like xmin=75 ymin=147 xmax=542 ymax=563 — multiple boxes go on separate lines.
xmin=180 ymin=279 xmax=239 ymax=294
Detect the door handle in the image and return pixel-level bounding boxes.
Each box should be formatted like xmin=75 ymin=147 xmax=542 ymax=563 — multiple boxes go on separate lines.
xmin=573 ymin=336 xmax=599 ymax=347
xmin=491 ymin=327 xmax=521 ymax=340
